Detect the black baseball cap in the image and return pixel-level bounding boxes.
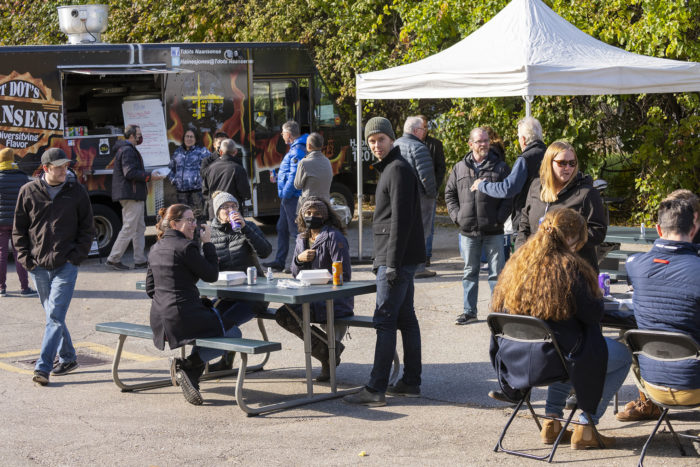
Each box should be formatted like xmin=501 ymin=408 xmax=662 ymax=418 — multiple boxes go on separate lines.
xmin=41 ymin=148 xmax=71 ymax=166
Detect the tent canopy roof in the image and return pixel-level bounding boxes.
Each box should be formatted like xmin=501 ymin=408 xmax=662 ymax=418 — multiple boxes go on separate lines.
xmin=356 ymin=0 xmax=700 ymax=99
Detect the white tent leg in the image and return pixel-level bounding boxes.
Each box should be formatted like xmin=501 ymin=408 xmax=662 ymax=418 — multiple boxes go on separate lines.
xmin=356 ymin=99 xmax=364 ymax=261
xmin=523 ymin=95 xmax=534 ymax=117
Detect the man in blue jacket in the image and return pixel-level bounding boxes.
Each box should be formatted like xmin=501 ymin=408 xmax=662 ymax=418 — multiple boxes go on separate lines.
xmin=624 ymin=197 xmax=700 ymax=416
xmin=263 ymin=121 xmax=308 ymax=272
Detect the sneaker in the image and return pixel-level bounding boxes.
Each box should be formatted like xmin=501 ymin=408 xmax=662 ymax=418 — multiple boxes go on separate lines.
xmin=615 ymin=398 xmax=661 ymax=421
xmin=414 ymin=269 xmax=437 ymax=279
xmin=387 ymin=380 xmax=420 ymax=398
xmin=207 ymin=352 xmax=235 ymax=373
xmin=488 ymin=390 xmax=517 ymax=404
xmin=19 ymin=288 xmax=37 ymax=297
xmin=540 ymin=419 xmax=573 ymax=445
xmin=262 ymin=261 xmax=284 ymax=272
xmin=133 ymin=262 xmax=148 ymax=269
xmin=32 ymin=370 xmax=49 ymax=386
xmin=52 ymin=360 xmax=79 ymax=376
xmin=176 ymin=369 xmax=203 ymax=405
xmin=425 ymin=257 xmax=431 ymax=267
xmin=343 ymin=388 xmax=386 ymax=407
xmin=106 ymin=260 xmax=130 ymax=271
xmin=571 ymin=424 xmax=615 ymax=449
xmin=316 ymin=341 xmax=345 ymax=383
xmin=565 ymin=393 xmax=578 ymax=410
xmin=455 ymin=313 xmax=478 ymax=325
xmin=0 ymin=287 xmax=5 ymax=297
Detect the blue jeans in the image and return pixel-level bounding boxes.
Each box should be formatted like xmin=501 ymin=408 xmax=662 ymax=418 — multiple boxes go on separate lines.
xmin=274 ymin=197 xmax=299 ymax=266
xmin=458 ymin=233 xmax=505 ymax=316
xmin=193 ymin=301 xmax=255 ymax=362
xmin=31 ymin=262 xmax=79 ymax=373
xmin=368 ymin=264 xmax=421 ymax=393
xmin=425 ymin=199 xmax=437 ymax=259
xmin=545 ymin=337 xmax=632 ymax=424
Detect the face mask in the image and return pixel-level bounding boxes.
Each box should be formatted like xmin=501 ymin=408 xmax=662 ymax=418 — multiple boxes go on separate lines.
xmin=304 ymin=216 xmax=324 ymax=229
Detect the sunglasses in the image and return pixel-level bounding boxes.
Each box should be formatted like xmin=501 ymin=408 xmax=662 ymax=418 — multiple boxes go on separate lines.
xmin=176 ymin=217 xmax=197 ymax=225
xmin=553 ymin=159 xmax=577 ymax=168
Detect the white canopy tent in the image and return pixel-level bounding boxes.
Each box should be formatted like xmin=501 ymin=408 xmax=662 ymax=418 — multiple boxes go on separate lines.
xmin=353 ymin=0 xmax=700 ymax=259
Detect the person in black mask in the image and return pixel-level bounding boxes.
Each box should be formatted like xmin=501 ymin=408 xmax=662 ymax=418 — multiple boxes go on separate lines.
xmin=274 ymin=196 xmax=353 ymax=382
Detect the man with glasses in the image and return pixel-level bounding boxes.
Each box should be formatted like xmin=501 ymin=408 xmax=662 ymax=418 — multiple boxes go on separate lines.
xmin=446 ymin=127 xmax=512 ymax=325
xmin=394 ymin=116 xmax=437 ymax=278
xmin=13 ymin=148 xmax=94 ymax=385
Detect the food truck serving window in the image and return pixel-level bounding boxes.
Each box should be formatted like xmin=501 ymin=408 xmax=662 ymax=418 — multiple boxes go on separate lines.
xmin=58 ymin=64 xmax=193 ymax=76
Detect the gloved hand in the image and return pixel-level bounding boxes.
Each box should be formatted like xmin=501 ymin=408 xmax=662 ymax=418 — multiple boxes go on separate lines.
xmin=385 ymin=267 xmax=398 ymax=286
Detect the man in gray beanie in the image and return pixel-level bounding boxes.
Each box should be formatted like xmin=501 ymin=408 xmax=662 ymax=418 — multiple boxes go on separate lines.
xmin=344 ymin=117 xmax=425 ymax=407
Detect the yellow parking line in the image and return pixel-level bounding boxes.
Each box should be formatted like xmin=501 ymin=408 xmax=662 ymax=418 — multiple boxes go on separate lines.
xmin=0 ymin=341 xmax=160 ymax=368
xmin=0 ymin=362 xmax=32 ymax=375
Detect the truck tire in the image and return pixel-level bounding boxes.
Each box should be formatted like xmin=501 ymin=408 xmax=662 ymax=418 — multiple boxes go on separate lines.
xmin=92 ymin=204 xmax=122 ymax=257
xmin=330 ymin=182 xmax=355 ymax=218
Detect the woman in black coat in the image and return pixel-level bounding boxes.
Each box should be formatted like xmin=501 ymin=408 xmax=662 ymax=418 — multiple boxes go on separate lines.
xmin=146 ymin=203 xmax=251 ymax=405
xmin=491 ymin=208 xmax=630 ymax=449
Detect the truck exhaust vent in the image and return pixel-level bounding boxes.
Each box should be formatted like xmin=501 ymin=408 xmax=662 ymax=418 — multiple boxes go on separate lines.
xmin=57 ymin=4 xmax=109 ymax=44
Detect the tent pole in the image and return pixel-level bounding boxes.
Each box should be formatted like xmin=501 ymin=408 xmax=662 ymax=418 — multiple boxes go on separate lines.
xmin=523 ymin=95 xmax=534 ymax=117
xmin=356 ymin=99 xmax=363 ymax=261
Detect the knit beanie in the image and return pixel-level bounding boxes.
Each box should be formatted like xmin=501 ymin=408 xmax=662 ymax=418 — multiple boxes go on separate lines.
xmin=300 ymin=197 xmax=329 ymax=220
xmin=0 ymin=148 xmax=13 ymax=163
xmin=364 ymin=117 xmax=395 ymax=142
xmin=212 ymin=192 xmax=239 ymax=217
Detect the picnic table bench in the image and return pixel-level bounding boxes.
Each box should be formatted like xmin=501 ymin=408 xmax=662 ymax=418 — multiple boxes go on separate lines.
xmin=600 ymin=226 xmax=658 ymax=281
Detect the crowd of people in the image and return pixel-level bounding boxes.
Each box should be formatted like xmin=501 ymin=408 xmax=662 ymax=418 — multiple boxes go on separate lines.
xmin=2 ymin=113 xmax=698 ymax=452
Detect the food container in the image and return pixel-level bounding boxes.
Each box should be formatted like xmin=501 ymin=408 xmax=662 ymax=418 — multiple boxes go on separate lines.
xmin=296 ymin=269 xmax=332 ymax=285
xmin=209 ymin=271 xmax=246 ymax=286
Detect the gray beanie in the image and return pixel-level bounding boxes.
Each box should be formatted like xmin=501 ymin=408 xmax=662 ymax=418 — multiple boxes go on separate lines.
xmin=364 ymin=117 xmax=395 ymax=142
xmin=213 ymin=192 xmax=239 ymax=216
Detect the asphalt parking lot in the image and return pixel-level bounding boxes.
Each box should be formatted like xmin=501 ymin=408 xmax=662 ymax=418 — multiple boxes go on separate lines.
xmin=1 ymin=218 xmax=698 ymax=466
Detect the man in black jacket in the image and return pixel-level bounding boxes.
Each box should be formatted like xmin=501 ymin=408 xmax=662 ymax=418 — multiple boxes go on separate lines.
xmin=418 ymin=115 xmax=446 ymax=268
xmin=106 ymin=125 xmax=164 ymax=270
xmin=344 ymin=117 xmax=425 ymax=407
xmin=446 ymin=127 xmax=512 ymax=325
xmin=13 ymin=148 xmax=94 ymax=386
xmin=202 ymin=139 xmax=251 ymax=219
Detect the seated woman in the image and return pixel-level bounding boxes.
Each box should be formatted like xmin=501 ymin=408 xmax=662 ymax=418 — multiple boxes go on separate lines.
xmin=491 ymin=208 xmax=631 ymax=449
xmin=207 ymin=191 xmax=272 ymax=371
xmin=275 ymin=197 xmax=353 ymax=382
xmin=146 ymin=203 xmax=252 ymax=406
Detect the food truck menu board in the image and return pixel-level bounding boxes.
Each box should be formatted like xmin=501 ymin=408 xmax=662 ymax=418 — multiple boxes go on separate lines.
xmin=122 ymin=99 xmax=170 ymax=167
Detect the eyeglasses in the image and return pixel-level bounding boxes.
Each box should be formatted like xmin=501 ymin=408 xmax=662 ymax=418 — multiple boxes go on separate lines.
xmin=176 ymin=217 xmax=197 ymax=224
xmin=471 ymin=139 xmax=489 ymax=145
xmin=553 ymin=159 xmax=577 ymax=168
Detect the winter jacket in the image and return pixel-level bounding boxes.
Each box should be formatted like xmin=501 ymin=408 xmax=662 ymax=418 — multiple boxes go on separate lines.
xmin=445 ymin=151 xmax=512 ymax=236
xmin=168 ymin=144 xmax=210 ymax=192
xmin=517 ymin=173 xmax=607 ymax=271
xmin=0 ymin=168 xmax=29 ymax=226
xmin=146 ymin=230 xmax=222 ymax=350
xmin=209 ymin=217 xmax=272 ymax=275
xmin=424 ymin=134 xmax=446 ymax=190
xmin=490 ymin=270 xmax=608 ymax=414
xmin=290 ymin=226 xmax=353 ymax=322
xmin=393 ymin=133 xmax=437 ymax=198
xmin=372 ymin=146 xmax=426 ymax=269
xmin=13 ymin=174 xmax=94 ymax=271
xmin=294 ymin=150 xmax=333 ymax=203
xmin=202 ymin=154 xmax=251 ymax=207
xmin=626 ymin=239 xmax=700 ymax=389
xmin=277 ymin=134 xmax=308 ymax=199
xmin=111 ymin=139 xmax=151 ymax=202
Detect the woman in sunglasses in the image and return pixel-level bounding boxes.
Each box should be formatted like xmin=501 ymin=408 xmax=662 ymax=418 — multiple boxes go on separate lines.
xmin=516 ymin=141 xmax=607 ymax=270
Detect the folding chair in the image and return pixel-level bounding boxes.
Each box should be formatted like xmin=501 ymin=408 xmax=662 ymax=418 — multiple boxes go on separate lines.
xmin=487 ymin=313 xmax=605 ymax=462
xmin=623 ymin=329 xmax=700 ymax=467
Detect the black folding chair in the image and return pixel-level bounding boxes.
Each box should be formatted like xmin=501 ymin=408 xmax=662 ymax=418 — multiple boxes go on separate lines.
xmin=487 ymin=313 xmax=605 ymax=462
xmin=624 ymin=329 xmax=700 ymax=467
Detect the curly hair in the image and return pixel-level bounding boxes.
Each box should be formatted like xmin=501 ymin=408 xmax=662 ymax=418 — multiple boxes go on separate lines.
xmin=155 ymin=204 xmax=191 ymax=241
xmin=491 ymin=208 xmax=600 ymax=321
xmin=295 ymin=196 xmax=346 ymax=236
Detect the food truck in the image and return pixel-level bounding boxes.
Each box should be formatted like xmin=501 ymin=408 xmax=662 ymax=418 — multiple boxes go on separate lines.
xmin=0 ymin=6 xmax=370 ymax=255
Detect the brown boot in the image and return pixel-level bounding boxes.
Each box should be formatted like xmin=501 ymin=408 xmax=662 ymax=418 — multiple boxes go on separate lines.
xmin=571 ymin=424 xmax=615 ymax=450
xmin=540 ymin=419 xmax=572 ymax=444
xmin=316 ymin=341 xmax=345 ymax=382
xmin=616 ymin=398 xmax=661 ymax=421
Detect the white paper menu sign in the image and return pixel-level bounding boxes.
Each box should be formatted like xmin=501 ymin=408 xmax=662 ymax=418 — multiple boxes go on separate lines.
xmin=121 ymin=99 xmax=170 ymax=166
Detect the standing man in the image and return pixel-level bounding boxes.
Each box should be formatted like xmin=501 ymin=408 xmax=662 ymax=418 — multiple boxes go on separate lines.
xmin=200 ymin=131 xmax=229 ymax=218
xmin=418 ymin=115 xmax=446 ymax=268
xmin=343 ymin=117 xmax=425 ymax=407
xmin=106 ymin=125 xmax=164 ymax=270
xmin=263 ymin=121 xmax=308 ymax=272
xmin=394 ymin=116 xmax=437 ymax=278
xmin=202 ymin=139 xmax=251 ymax=218
xmin=470 ymin=116 xmax=546 ymax=233
xmin=13 ymin=148 xmax=94 ymax=385
xmin=622 ymin=197 xmax=700 ymax=415
xmin=294 ymin=132 xmax=333 ymax=206
xmin=446 ymin=127 xmax=512 ymax=325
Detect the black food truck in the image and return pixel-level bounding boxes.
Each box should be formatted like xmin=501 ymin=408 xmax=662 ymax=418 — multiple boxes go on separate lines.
xmin=0 ymin=41 xmax=373 ymax=255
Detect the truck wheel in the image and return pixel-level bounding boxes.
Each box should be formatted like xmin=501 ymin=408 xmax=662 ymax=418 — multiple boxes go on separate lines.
xmin=330 ymin=182 xmax=355 ymax=218
xmin=93 ymin=204 xmax=122 ymax=257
